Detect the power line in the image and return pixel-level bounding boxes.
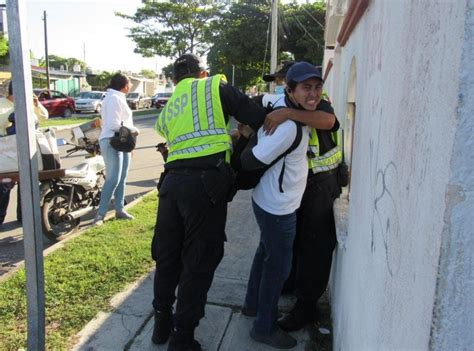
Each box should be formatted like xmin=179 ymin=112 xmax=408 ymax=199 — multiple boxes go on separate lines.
xmin=302 ymin=6 xmax=324 ymax=30
xmin=290 ymin=11 xmax=323 ymax=48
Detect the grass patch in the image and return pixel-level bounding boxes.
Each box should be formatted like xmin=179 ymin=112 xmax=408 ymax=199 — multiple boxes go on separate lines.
xmin=133 ymin=108 xmax=161 ymax=117
xmin=39 ymin=109 xmax=160 ymax=129
xmin=0 ymin=193 xmax=158 ymax=350
xmin=40 ymin=117 xmax=95 ymax=128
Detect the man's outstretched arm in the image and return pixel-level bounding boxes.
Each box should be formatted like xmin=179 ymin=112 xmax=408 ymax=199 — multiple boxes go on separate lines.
xmin=264 ymin=100 xmax=336 ymax=134
xmin=264 ymin=109 xmax=335 ymax=134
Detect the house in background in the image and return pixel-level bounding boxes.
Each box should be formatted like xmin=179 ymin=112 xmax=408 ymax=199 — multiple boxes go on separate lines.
xmin=323 ymin=0 xmax=473 ymax=350
xmin=128 ymin=72 xmax=172 ymax=96
xmin=31 ymin=63 xmax=87 ymax=96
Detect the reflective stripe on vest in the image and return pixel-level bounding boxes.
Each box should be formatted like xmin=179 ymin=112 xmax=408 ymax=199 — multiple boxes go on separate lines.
xmin=307 ymin=129 xmax=342 ymax=174
xmin=154 ymin=74 xmax=231 ymax=162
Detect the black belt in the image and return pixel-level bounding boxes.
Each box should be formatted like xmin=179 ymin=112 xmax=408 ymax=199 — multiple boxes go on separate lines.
xmin=167 ymin=168 xmax=206 ymax=175
xmin=308 ymin=168 xmax=337 ymax=182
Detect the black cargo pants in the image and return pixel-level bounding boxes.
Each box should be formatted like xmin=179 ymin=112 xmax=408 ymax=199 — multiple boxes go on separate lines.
xmin=151 ymin=167 xmax=230 ymax=334
xmin=285 ymin=172 xmax=340 ymax=309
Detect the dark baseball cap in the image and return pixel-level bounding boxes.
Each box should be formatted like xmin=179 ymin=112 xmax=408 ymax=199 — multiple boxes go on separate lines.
xmin=263 ymin=61 xmax=295 ymax=82
xmin=173 ymin=53 xmax=206 ymax=80
xmin=286 ymin=61 xmax=324 ymax=84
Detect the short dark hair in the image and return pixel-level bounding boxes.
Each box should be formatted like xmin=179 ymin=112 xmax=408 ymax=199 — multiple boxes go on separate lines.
xmin=109 ymin=73 xmax=129 ymax=91
xmin=286 ymin=80 xmax=297 ymax=92
xmin=173 ymin=53 xmax=206 ymax=82
xmin=8 ymin=80 xmax=13 ymax=96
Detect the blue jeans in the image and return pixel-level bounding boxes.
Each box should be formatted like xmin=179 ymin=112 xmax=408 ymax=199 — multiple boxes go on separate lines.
xmin=244 ymin=200 xmax=297 ymax=334
xmin=97 ymin=138 xmax=131 ymax=217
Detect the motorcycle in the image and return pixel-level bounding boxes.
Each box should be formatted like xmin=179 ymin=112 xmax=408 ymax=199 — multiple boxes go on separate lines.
xmin=40 ymin=129 xmax=105 ymax=242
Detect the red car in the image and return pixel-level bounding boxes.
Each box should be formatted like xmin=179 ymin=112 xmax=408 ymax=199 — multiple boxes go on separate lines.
xmin=33 ymin=89 xmax=76 ymax=117
xmin=152 ymin=92 xmax=172 ymax=109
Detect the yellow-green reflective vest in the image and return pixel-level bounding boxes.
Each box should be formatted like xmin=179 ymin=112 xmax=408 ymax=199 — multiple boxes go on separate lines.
xmin=307 ymin=128 xmax=342 ymax=174
xmin=154 ymin=75 xmax=232 ymax=163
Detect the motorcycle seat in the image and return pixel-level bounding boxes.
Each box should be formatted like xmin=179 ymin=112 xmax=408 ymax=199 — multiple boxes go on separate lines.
xmin=64 ymin=163 xmax=90 ymax=178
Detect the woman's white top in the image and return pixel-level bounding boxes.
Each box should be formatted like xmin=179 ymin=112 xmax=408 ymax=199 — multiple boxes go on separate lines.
xmin=99 ymin=88 xmax=139 ymax=140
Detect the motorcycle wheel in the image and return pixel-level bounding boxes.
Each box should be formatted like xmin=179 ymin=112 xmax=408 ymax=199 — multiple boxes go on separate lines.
xmin=41 ymin=189 xmax=81 ymax=241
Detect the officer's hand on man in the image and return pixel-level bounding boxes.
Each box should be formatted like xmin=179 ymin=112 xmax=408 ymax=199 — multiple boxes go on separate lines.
xmin=263 ymin=108 xmax=291 ymax=135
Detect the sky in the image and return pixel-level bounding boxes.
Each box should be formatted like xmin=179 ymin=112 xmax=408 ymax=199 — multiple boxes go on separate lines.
xmin=22 ymin=0 xmax=307 ymax=74
xmin=24 ymin=0 xmax=172 ymax=73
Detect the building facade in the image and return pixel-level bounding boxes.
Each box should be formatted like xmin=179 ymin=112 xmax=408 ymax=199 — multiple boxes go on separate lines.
xmin=324 ymin=0 xmax=474 ymax=349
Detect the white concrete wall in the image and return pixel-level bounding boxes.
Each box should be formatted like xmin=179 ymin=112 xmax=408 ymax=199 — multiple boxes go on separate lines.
xmin=327 ymin=0 xmax=473 ymax=349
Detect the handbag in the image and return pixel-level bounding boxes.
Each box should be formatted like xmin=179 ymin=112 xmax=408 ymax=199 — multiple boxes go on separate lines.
xmin=110 ymin=122 xmax=136 ymax=152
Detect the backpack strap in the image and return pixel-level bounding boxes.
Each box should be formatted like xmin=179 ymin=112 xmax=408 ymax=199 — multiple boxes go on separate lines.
xmin=266 ymin=121 xmax=303 ymax=193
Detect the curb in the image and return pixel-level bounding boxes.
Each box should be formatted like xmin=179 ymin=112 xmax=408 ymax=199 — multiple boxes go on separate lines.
xmin=0 ymin=189 xmax=158 ymax=283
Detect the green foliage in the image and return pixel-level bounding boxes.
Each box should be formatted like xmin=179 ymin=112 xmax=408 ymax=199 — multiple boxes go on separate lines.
xmin=116 ymin=0 xmax=224 ymax=58
xmin=207 ymin=2 xmax=271 ymax=89
xmin=139 ymin=68 xmax=157 ymax=79
xmin=86 ymin=71 xmax=115 ymax=91
xmin=38 ymin=54 xmax=87 ymax=72
xmin=162 ymin=63 xmax=174 ymax=80
xmin=0 ymin=194 xmax=158 ymax=350
xmin=0 ymin=35 xmax=9 ymax=65
xmin=280 ymin=2 xmax=326 ymax=65
xmin=120 ymin=1 xmax=326 ymax=89
xmin=207 ymin=1 xmax=326 ymax=89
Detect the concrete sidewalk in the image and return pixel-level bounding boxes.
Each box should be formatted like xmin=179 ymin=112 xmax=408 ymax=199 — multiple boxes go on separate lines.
xmin=72 ymin=191 xmax=317 ymax=351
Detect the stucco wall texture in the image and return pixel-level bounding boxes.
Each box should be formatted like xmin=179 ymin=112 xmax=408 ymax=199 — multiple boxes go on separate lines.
xmin=326 ymin=0 xmax=473 ymax=350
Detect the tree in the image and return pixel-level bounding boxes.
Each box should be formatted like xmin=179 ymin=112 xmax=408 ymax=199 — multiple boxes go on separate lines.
xmin=39 ymin=54 xmax=87 ymax=72
xmin=280 ymin=2 xmax=326 ymax=65
xmin=139 ymin=69 xmax=157 ymax=79
xmin=206 ymin=1 xmax=326 ymax=89
xmin=162 ymin=63 xmax=174 ymax=80
xmin=0 ymin=35 xmax=9 ymax=65
xmin=207 ymin=2 xmax=271 ymax=89
xmin=116 ymin=0 xmax=224 ymax=59
xmin=86 ymin=71 xmax=115 ymax=91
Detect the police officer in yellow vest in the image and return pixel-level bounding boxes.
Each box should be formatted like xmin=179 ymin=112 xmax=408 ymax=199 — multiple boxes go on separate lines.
xmin=262 ymin=62 xmax=342 ymax=332
xmin=151 ymin=54 xmax=266 ymax=351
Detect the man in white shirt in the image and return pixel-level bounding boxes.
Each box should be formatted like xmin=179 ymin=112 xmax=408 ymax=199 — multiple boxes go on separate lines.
xmin=240 ymin=62 xmax=326 ymax=349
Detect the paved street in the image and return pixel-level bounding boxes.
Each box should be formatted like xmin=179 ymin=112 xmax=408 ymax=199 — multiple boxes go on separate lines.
xmin=0 ymin=115 xmax=164 ymax=277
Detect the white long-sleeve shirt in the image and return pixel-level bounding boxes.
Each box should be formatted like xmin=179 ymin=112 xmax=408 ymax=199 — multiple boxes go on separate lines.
xmin=99 ymin=88 xmax=139 ymax=140
xmin=0 ymin=97 xmax=49 ymax=136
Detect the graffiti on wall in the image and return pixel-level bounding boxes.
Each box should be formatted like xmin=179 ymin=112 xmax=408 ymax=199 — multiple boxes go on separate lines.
xmin=369 ymin=111 xmax=402 ymax=277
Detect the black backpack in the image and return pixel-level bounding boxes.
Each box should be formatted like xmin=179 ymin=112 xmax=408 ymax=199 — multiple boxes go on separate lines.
xmin=230 ymin=121 xmax=303 ymax=191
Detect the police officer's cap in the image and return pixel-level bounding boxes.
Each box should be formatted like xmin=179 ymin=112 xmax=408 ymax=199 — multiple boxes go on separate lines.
xmin=263 ymin=61 xmax=295 ymax=82
xmin=173 ymin=53 xmax=206 ymax=81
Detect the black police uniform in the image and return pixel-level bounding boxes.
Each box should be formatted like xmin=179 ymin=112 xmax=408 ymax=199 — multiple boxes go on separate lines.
xmin=281 ymin=99 xmax=341 ymax=326
xmin=152 ymin=80 xmax=265 ymax=348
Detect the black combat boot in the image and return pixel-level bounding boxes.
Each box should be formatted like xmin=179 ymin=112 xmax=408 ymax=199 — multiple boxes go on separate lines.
xmin=167 ymin=328 xmax=201 ymax=351
xmin=151 ymin=309 xmax=172 ymax=345
xmin=277 ymin=300 xmax=318 ymax=332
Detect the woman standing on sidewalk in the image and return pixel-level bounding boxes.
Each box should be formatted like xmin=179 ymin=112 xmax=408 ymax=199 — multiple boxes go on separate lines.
xmin=93 ymin=73 xmax=139 ymax=226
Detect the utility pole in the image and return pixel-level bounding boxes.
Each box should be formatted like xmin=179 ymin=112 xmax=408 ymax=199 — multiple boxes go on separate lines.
xmin=7 ymin=1 xmax=46 ymax=350
xmin=42 ymin=10 xmax=50 ymax=89
xmin=270 ymin=0 xmax=278 ymax=77
xmin=83 ymin=42 xmax=86 ymax=72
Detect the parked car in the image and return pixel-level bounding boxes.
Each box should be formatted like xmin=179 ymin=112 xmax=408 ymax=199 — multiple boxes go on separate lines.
xmin=126 ymin=92 xmax=152 ymax=110
xmin=33 ymin=89 xmax=76 ymax=117
xmin=74 ymin=91 xmax=106 ymax=114
xmin=152 ymin=92 xmax=172 ymax=109
xmin=74 ymin=91 xmax=91 ymax=102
